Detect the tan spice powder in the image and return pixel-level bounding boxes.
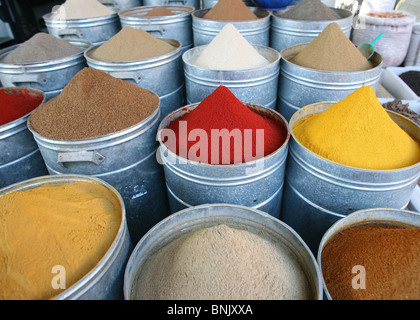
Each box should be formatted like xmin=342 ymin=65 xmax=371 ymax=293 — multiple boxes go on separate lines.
xmin=132 ymin=224 xmax=312 ymax=300
xmin=88 ymin=27 xmax=175 ymax=62
xmin=290 ymin=22 xmax=373 ymax=72
xmin=144 ymin=6 xmax=175 ymax=17
xmin=203 ymin=0 xmax=258 ymax=21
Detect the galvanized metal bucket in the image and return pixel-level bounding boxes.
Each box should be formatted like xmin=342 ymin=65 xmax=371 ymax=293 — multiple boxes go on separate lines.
xmin=317 ymin=208 xmax=420 ymax=300
xmin=0 ymin=87 xmax=48 ymax=189
xmin=277 ymin=43 xmax=383 ymax=121
xmin=124 ymin=203 xmax=323 ymax=300
xmin=157 ymin=101 xmax=290 ymax=218
xmin=0 ymin=174 xmax=132 ymax=300
xmin=85 ymin=38 xmax=185 ymax=119
xmin=182 ymin=44 xmax=280 ymax=109
xmin=0 ymin=39 xmax=90 ymax=101
xmin=280 ymin=101 xmax=420 ymax=254
xmin=99 ymin=0 xmax=142 ymax=11
xmin=28 ymin=103 xmax=170 ymax=245
xmin=119 ymin=5 xmax=194 ymax=54
xmin=192 ymin=7 xmax=271 ymax=47
xmin=142 ymin=0 xmax=200 ymax=9
xmin=270 ymin=8 xmax=353 ymax=53
xmin=43 ymin=12 xmax=121 ymax=45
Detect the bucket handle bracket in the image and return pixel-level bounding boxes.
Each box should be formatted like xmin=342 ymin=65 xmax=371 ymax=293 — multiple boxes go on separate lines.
xmin=57 ymin=151 xmax=105 ymax=167
xmin=12 ymin=74 xmax=48 ymax=87
xmin=58 ymin=28 xmax=84 ymax=39
xmin=109 ymin=71 xmax=142 ymax=84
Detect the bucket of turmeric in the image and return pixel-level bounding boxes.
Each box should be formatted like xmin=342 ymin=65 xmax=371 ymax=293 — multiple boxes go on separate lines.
xmin=280 ymin=86 xmax=420 ymax=254
xmin=0 ymin=174 xmax=132 ymax=300
xmin=318 ymin=208 xmax=420 ymax=300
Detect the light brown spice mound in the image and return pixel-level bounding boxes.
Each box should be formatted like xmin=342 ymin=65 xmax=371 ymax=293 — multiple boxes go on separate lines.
xmin=290 ymin=22 xmax=373 ymax=72
xmin=203 ymin=0 xmax=258 ymax=21
xmin=144 ymin=6 xmax=175 ymax=17
xmin=89 ymin=27 xmax=175 ymax=62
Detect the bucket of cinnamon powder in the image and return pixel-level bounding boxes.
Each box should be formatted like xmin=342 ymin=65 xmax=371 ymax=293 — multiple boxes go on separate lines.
xmin=318 ymin=208 xmax=420 ymax=300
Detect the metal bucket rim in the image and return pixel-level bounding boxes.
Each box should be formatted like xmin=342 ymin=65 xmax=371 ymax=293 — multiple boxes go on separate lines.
xmin=316 ymin=207 xmax=420 ymax=300
xmin=182 ymin=44 xmax=280 ymax=72
xmin=0 ymin=174 xmax=127 ymax=300
xmin=0 ymin=87 xmax=46 ymax=132
xmin=0 ymin=40 xmax=90 ymax=68
xmin=192 ymin=7 xmax=271 ymax=22
xmin=27 ymin=91 xmax=161 ymax=146
xmin=119 ymin=5 xmax=195 ymax=20
xmin=280 ymin=43 xmax=384 ymax=74
xmin=84 ymin=38 xmax=181 ymax=65
xmin=43 ymin=11 xmax=119 ymax=23
xmin=272 ymin=6 xmax=353 ymax=21
xmin=289 ymin=100 xmax=420 ymax=172
xmin=123 ymin=202 xmax=323 ymax=300
xmin=157 ymin=100 xmax=291 ymax=167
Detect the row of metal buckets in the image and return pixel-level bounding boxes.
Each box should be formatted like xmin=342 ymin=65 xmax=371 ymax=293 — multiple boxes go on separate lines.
xmin=2 ymin=174 xmax=419 ymax=300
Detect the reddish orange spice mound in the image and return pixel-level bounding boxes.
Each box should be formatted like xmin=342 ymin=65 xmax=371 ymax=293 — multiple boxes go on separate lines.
xmin=0 ymin=89 xmax=43 ymax=126
xmin=163 ymin=86 xmax=287 ymax=165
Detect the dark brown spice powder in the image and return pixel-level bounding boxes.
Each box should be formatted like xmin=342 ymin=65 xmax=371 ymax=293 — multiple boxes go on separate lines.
xmin=28 ymin=68 xmax=159 ymax=140
xmin=321 ymin=223 xmax=420 ymax=300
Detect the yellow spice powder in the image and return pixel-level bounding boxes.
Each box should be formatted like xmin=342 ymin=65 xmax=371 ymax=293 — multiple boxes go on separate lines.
xmin=0 ymin=181 xmax=121 ymax=300
xmin=292 ymin=86 xmax=420 ymax=170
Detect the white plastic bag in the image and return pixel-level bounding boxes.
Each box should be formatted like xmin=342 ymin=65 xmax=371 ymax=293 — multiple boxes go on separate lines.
xmin=352 ymin=10 xmax=417 ymax=67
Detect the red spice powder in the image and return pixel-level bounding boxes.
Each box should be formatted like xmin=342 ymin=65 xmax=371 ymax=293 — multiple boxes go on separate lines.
xmin=0 ymin=89 xmax=43 ymax=126
xmin=163 ymin=86 xmax=287 ymax=164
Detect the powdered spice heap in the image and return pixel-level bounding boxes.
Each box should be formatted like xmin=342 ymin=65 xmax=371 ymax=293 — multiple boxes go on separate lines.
xmin=280 ymin=0 xmax=341 ymax=21
xmin=50 ymin=0 xmax=114 ymax=20
xmin=290 ymin=22 xmax=373 ymax=72
xmin=192 ymin=23 xmax=269 ymax=70
xmin=144 ymin=6 xmax=175 ymax=17
xmin=89 ymin=27 xmax=175 ymax=62
xmin=321 ymin=223 xmax=420 ymax=300
xmin=132 ymin=224 xmax=312 ymax=299
xmin=203 ymin=0 xmax=258 ymax=21
xmin=164 ymin=86 xmax=286 ymax=165
xmin=28 ymin=68 xmax=159 ymax=140
xmin=1 ymin=33 xmax=82 ymax=64
xmin=1 ymin=89 xmax=44 ymax=126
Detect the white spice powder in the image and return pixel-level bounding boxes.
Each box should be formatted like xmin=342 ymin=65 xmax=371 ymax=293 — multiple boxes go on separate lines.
xmin=192 ymin=23 xmax=269 ymax=71
xmin=131 ymin=224 xmax=312 ymax=300
xmin=50 ymin=0 xmax=114 ymax=20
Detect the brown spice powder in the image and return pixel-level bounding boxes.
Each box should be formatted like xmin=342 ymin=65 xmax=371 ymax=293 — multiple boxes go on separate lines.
xmin=28 ymin=68 xmax=159 ymax=140
xmin=144 ymin=6 xmax=175 ymax=17
xmin=203 ymin=0 xmax=258 ymax=21
xmin=321 ymin=223 xmax=420 ymax=300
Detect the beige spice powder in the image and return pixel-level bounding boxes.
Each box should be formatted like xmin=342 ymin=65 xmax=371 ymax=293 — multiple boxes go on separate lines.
xmin=131 ymin=224 xmax=312 ymax=300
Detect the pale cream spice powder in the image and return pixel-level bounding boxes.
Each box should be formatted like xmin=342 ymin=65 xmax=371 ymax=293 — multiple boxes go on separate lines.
xmin=132 ymin=224 xmax=312 ymax=300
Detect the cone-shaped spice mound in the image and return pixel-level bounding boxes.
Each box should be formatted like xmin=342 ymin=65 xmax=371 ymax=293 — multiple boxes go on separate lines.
xmin=290 ymin=22 xmax=373 ymax=72
xmin=292 ymin=86 xmax=420 ymax=170
xmin=163 ymin=86 xmax=287 ymax=165
xmin=203 ymin=0 xmax=258 ymax=21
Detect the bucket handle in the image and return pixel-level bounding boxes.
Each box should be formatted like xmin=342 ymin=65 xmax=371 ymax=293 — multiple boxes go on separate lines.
xmin=166 ymin=0 xmax=187 ymax=4
xmin=142 ymin=25 xmax=165 ymax=36
xmin=109 ymin=71 xmax=142 ymax=84
xmin=58 ymin=28 xmax=84 ymax=39
xmin=57 ymin=151 xmax=105 ymax=167
xmin=12 ymin=74 xmax=48 ymax=87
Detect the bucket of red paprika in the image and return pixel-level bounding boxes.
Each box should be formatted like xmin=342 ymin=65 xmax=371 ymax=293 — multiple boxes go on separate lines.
xmin=157 ymin=85 xmax=290 ymax=218
xmin=0 ymin=87 xmax=48 ymax=188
